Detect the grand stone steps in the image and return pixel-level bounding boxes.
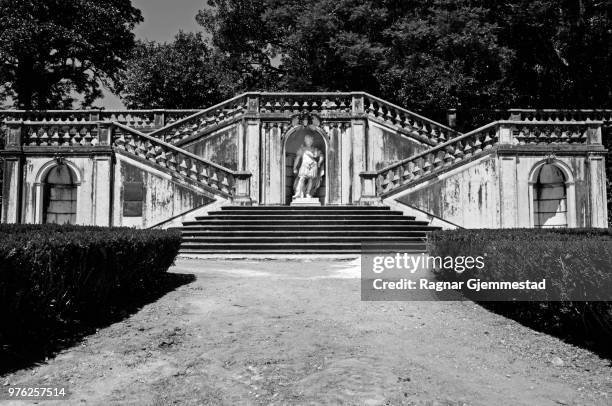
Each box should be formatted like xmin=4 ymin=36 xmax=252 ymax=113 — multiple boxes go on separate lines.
xmin=201 ymin=209 xmax=404 ymax=216
xmin=184 ymin=219 xmax=429 ymax=226
xmin=217 ymin=205 xmax=392 ymax=211
xmin=181 ymin=230 xmax=431 ymax=237
xmin=198 ymin=214 xmax=410 ymax=221
xmin=182 ymin=236 xmax=426 ymax=243
xmin=179 ymin=205 xmax=439 ymax=254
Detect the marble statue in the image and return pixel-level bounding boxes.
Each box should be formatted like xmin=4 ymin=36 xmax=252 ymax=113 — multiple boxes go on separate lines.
xmin=292 ymin=134 xmax=324 ymax=199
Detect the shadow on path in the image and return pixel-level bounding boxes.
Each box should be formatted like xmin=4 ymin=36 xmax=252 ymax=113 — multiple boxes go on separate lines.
xmin=0 ymin=272 xmax=195 ymax=375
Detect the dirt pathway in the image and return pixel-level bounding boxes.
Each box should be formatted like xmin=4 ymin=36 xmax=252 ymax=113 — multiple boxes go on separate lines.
xmin=2 ymin=258 xmax=611 ymax=405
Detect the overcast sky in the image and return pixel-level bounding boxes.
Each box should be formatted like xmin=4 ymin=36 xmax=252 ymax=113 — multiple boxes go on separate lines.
xmin=101 ymin=0 xmax=207 ymax=109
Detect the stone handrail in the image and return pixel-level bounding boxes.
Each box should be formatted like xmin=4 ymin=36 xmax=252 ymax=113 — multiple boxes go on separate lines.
xmin=148 ymin=94 xmax=249 ymax=144
xmin=509 ymin=121 xmax=599 ymax=145
xmin=0 ymin=109 xmax=198 ymax=131
xmin=258 ymin=92 xmax=353 ymax=115
xmin=363 ymin=122 xmax=500 ymax=198
xmin=507 ymin=109 xmax=612 ymax=123
xmin=4 ymin=120 xmax=113 ymax=147
xmin=113 ymin=123 xmax=251 ymax=202
xmin=363 ymin=119 xmax=603 ymax=199
xmin=1 ymin=93 xmax=460 ymax=149
xmin=362 ymin=93 xmax=461 ymax=146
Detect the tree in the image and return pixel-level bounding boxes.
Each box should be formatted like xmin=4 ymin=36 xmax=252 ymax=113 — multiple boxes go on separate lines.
xmin=118 ymin=32 xmax=239 ymax=109
xmin=498 ymin=0 xmax=612 ymax=108
xmin=377 ymin=1 xmax=515 ymax=118
xmin=197 ymin=0 xmax=612 ymax=119
xmin=197 ymin=0 xmax=516 ymax=114
xmin=197 ymin=0 xmax=392 ymax=93
xmin=0 ymin=0 xmax=142 ymax=109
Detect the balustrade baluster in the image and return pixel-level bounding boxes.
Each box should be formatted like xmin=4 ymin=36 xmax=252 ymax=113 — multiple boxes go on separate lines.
xmin=189 ymin=162 xmax=198 ymax=180
xmin=40 ymin=128 xmax=49 ymax=146
xmin=28 ymin=129 xmax=38 ymax=146
xmin=156 ymin=149 xmax=167 ymax=167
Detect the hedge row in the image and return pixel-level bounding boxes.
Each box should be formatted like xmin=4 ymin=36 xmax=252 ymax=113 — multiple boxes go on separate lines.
xmin=428 ymin=228 xmax=612 ymax=355
xmin=0 ymin=224 xmax=182 ymax=357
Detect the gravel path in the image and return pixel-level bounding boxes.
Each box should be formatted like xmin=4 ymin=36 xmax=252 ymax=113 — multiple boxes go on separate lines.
xmin=1 ymin=258 xmax=611 ymax=405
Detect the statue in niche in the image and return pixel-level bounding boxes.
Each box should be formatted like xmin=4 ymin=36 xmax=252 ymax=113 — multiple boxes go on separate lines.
xmin=292 ymin=134 xmax=324 ymax=199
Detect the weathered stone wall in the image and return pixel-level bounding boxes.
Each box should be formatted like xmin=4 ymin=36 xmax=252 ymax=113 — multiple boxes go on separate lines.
xmin=5 ymin=155 xmax=112 ymax=226
xmin=181 ymin=125 xmax=239 ymax=171
xmin=113 ymin=154 xmax=214 ymax=228
xmin=393 ymin=152 xmax=608 ymax=228
xmin=367 ymin=122 xmax=430 ymax=171
xmin=395 ymin=155 xmax=501 ymax=228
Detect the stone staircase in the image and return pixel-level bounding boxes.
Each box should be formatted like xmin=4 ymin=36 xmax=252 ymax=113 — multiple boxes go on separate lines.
xmin=180 ymin=206 xmax=438 ymax=254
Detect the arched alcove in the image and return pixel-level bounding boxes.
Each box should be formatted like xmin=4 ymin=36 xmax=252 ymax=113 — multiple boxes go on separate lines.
xmin=528 ymin=160 xmax=575 ymax=228
xmin=283 ymin=126 xmax=328 ymax=205
xmin=42 ymin=164 xmax=78 ymax=224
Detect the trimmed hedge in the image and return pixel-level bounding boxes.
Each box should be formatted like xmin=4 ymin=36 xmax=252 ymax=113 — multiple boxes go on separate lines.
xmin=0 ymin=224 xmax=181 ymax=357
xmin=428 ymin=229 xmax=612 ymax=356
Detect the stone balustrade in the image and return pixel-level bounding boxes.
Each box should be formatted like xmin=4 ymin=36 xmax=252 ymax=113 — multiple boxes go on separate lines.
xmin=507 ymin=109 xmax=612 ymax=123
xmin=510 ymin=122 xmax=596 ymax=145
xmin=0 ymin=93 xmax=462 ymax=149
xmin=364 ymin=118 xmax=605 ymax=198
xmin=258 ymin=92 xmax=353 ymax=115
xmin=4 ymin=121 xmax=112 ymax=148
xmin=114 ymin=124 xmax=251 ymax=201
xmin=0 ymin=109 xmax=197 ymax=130
xmin=362 ymin=94 xmax=461 ymax=146
xmin=370 ymin=122 xmax=499 ymax=197
xmin=150 ymin=95 xmax=249 ymax=144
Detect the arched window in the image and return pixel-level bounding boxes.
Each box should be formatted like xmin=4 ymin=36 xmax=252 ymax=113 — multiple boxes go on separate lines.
xmin=43 ymin=164 xmax=78 ymax=224
xmin=532 ymin=164 xmax=567 ymax=228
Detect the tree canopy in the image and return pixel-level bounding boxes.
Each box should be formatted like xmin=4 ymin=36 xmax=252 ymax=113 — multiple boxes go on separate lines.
xmin=117 ymin=32 xmax=240 ymax=109
xmin=189 ymin=0 xmax=612 ymax=124
xmin=2 ymin=0 xmax=609 ymax=118
xmin=0 ymin=0 xmax=142 ymax=109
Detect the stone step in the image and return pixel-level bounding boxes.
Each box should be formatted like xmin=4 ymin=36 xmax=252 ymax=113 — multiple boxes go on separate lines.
xmin=210 ymin=209 xmax=405 ymax=216
xmin=198 ymin=214 xmax=409 ymax=221
xmin=180 ymin=242 xmax=427 ymax=251
xmin=181 ymin=224 xmax=437 ymax=231
xmin=181 ymin=230 xmax=429 ymax=237
xmin=179 ymin=205 xmax=438 ymax=254
xmin=179 ymin=249 xmax=426 ymax=255
xmin=181 ymin=236 xmax=426 ymax=243
xmin=183 ymin=219 xmax=430 ymax=226
xmin=220 ymin=205 xmax=391 ymax=211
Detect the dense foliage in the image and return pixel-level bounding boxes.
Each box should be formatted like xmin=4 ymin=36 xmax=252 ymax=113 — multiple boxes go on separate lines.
xmin=189 ymin=0 xmax=612 ymax=123
xmin=0 ymin=0 xmax=142 ymax=109
xmin=117 ymin=32 xmax=240 ymax=109
xmin=428 ymin=229 xmax=612 ymax=356
xmin=0 ymin=224 xmax=181 ymax=360
xmin=1 ymin=0 xmax=610 ymax=119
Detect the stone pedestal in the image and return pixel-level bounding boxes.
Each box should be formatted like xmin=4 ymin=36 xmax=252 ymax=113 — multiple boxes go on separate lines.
xmin=290 ymin=197 xmax=321 ymax=207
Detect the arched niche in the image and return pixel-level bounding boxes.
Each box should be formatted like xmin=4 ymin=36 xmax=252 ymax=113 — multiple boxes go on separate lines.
xmin=34 ymin=159 xmax=82 ymax=224
xmin=282 ymin=126 xmax=328 ymax=205
xmin=42 ymin=164 xmax=78 ymax=224
xmin=528 ymin=159 xmax=576 ymax=228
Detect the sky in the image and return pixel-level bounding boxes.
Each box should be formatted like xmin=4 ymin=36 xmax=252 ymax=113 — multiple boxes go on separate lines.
xmin=100 ymin=0 xmax=207 ymax=109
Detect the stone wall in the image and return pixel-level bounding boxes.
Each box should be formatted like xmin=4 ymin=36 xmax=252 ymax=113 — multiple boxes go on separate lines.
xmin=113 ymin=154 xmax=215 ymax=228
xmin=393 ymin=151 xmax=608 ymax=229
xmin=181 ymin=124 xmax=240 ymax=171
xmin=396 ymin=155 xmax=500 ymax=228
xmin=367 ymin=122 xmax=430 ymax=171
